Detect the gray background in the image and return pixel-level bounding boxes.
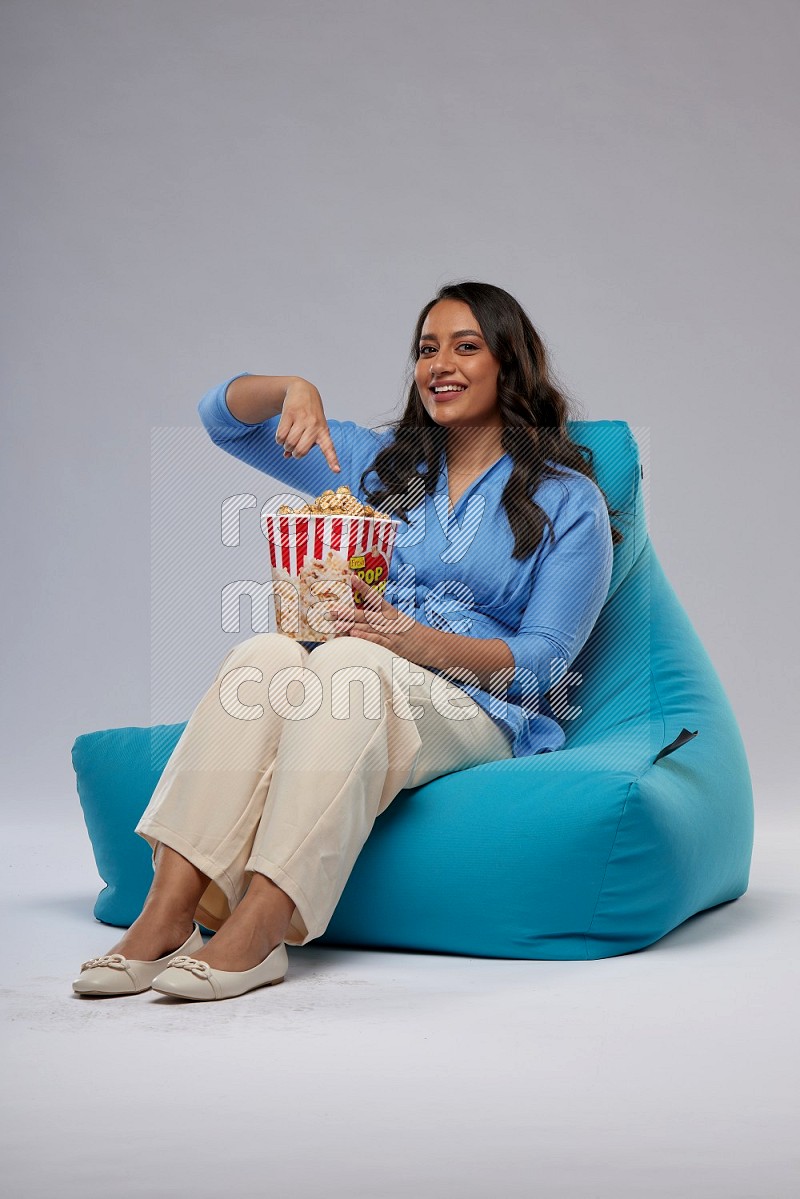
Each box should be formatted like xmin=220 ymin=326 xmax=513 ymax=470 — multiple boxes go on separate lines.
xmin=2 ymin=4 xmax=799 ymax=1198
xmin=4 ymin=1 xmax=797 ymax=805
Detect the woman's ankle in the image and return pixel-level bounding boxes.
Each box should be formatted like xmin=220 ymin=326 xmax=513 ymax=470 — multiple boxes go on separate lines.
xmin=134 ymin=899 xmax=197 ymax=934
xmin=227 ymin=897 xmax=292 ymax=948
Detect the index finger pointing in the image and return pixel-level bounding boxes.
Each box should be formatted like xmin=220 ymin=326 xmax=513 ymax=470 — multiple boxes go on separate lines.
xmin=317 ymin=426 xmax=341 ymax=473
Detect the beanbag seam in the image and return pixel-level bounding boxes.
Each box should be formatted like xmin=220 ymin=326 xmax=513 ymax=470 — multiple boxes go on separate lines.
xmin=580 ymin=658 xmax=668 ymax=954
xmin=582 ymin=776 xmax=637 ymax=956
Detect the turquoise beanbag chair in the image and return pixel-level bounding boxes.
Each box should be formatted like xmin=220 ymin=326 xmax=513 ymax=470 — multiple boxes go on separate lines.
xmin=72 ymin=422 xmax=754 ymax=959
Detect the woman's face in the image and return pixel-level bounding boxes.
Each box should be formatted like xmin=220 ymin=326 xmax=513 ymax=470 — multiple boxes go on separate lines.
xmin=414 ymin=299 xmax=502 ymax=431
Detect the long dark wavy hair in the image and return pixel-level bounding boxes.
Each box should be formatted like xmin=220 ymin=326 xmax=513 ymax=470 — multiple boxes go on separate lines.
xmin=358 ymin=280 xmax=624 ymax=561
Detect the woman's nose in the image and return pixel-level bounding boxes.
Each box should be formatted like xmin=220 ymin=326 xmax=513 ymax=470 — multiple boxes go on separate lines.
xmin=429 ymin=349 xmax=455 ymax=374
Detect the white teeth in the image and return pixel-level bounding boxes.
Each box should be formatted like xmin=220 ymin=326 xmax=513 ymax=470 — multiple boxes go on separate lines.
xmin=432 ymin=385 xmax=465 ymax=393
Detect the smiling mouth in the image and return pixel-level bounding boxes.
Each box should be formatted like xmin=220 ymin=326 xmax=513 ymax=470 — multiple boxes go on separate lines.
xmin=430 ymin=386 xmax=468 ymax=398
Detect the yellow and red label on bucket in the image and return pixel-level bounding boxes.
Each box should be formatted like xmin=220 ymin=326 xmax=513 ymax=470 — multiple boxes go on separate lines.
xmin=349 ymin=549 xmax=390 ymax=605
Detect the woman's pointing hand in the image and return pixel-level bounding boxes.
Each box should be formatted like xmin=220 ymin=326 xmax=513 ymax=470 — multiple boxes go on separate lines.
xmin=275 ymin=379 xmax=341 ymax=473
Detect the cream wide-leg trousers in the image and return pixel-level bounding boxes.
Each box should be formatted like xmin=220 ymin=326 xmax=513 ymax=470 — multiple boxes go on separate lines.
xmin=135 ymin=633 xmax=513 ymax=946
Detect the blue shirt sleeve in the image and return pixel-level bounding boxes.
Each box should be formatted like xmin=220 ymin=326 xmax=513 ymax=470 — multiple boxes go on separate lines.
xmin=197 ymin=373 xmax=390 ymax=498
xmin=501 ymin=475 xmax=614 ymax=705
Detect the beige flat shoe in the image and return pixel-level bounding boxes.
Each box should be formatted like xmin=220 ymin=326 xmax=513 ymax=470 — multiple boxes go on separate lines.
xmin=150 ymin=943 xmax=288 ymax=1001
xmin=72 ymin=922 xmax=205 ymax=997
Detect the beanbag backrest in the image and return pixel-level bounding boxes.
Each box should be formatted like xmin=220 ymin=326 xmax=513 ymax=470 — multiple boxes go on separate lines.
xmin=565 ymin=420 xmax=647 ymax=601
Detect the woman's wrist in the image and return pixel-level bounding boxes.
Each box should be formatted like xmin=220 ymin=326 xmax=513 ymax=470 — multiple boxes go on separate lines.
xmin=406 ymin=620 xmax=439 ymax=670
xmin=409 ymin=624 xmax=515 ymax=691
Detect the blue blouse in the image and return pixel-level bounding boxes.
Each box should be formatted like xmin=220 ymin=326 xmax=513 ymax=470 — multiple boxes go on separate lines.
xmin=198 ymin=374 xmax=614 ymax=758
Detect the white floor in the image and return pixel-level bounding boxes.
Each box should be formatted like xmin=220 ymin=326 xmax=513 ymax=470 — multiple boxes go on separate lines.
xmin=1 ymin=796 xmax=797 ymax=1199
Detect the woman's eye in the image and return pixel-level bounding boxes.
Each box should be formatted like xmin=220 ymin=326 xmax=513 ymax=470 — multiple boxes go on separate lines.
xmin=418 ymin=343 xmax=477 ymax=355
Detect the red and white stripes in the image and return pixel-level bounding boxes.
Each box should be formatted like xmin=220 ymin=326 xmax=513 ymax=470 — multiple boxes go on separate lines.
xmin=264 ymin=514 xmax=398 ymax=575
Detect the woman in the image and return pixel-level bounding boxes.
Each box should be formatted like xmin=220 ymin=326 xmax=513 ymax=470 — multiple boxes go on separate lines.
xmin=73 ymin=280 xmax=619 ymax=1003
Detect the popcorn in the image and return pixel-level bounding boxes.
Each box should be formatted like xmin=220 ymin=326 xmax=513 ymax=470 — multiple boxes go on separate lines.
xmin=277 ymin=485 xmax=391 ymax=520
xmin=271 ymin=553 xmax=352 ymax=641
xmin=264 ymin=488 xmax=399 ymax=643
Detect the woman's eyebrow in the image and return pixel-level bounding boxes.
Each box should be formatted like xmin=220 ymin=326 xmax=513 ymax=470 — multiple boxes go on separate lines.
xmin=419 ymin=329 xmax=484 ymax=341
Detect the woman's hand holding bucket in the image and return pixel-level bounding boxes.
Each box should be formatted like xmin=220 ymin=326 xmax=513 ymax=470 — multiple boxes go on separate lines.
xmin=327 ymin=572 xmax=427 ymax=660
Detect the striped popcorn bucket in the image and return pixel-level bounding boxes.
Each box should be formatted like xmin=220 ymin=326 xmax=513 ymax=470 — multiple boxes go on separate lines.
xmin=264 ymin=513 xmax=400 ymax=642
